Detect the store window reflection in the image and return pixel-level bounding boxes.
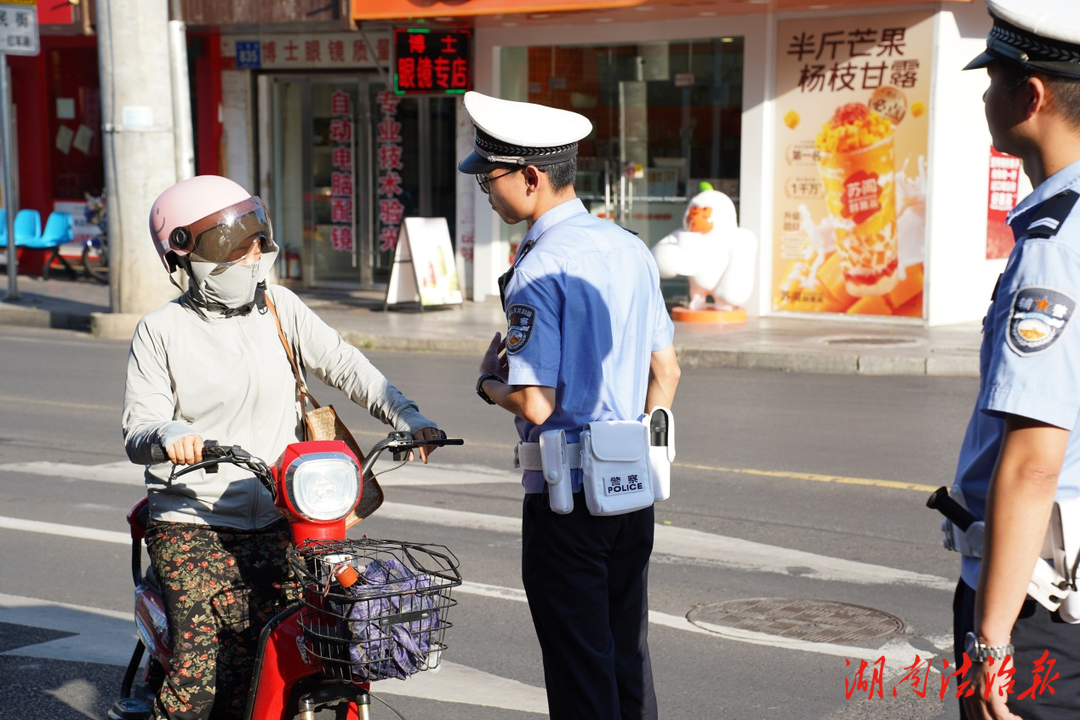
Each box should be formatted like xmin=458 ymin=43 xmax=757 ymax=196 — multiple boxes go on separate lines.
xmin=501 ymin=37 xmax=743 ymax=251
xmin=269 ymin=77 xmax=457 ymax=289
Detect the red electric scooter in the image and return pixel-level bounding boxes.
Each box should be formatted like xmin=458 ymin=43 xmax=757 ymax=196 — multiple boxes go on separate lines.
xmin=107 ymin=432 xmax=463 ymax=720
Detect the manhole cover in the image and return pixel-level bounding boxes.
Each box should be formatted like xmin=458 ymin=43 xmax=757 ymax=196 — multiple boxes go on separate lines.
xmin=688 ymin=598 xmax=905 ymax=644
xmin=823 ymin=337 xmax=919 ymax=346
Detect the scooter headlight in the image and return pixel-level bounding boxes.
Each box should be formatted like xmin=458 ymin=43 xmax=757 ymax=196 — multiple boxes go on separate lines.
xmin=285 ymin=452 xmax=361 ymax=521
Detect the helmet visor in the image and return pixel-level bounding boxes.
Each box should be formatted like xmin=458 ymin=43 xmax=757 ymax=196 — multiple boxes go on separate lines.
xmin=178 ymin=196 xmax=277 ymax=265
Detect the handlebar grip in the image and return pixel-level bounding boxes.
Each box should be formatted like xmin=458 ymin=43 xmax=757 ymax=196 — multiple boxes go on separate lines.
xmin=150 ymin=444 xmax=167 ymax=464
xmin=926 ymin=486 xmax=977 ymax=531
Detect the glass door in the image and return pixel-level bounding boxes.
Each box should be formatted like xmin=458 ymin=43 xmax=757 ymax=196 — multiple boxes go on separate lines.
xmin=504 ymin=38 xmax=745 ymax=247
xmin=267 ymin=75 xmax=459 ymax=289
xmin=269 ymin=75 xmax=378 ymax=288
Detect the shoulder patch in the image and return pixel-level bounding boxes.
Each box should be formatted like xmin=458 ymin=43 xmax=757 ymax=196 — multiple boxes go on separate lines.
xmin=1021 ymin=190 xmax=1079 ymax=239
xmin=1006 ymin=287 xmax=1076 ymax=356
xmin=505 ymin=304 xmax=538 ymax=355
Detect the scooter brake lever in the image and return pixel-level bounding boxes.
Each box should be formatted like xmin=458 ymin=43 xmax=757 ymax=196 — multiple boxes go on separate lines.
xmin=224 ymin=445 xmax=252 ymax=460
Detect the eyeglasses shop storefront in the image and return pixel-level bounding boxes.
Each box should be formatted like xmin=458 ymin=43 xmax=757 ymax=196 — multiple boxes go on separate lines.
xmin=468 ymin=2 xmax=1003 ymax=327
xmin=219 ymin=3 xmax=1002 ymax=327
xmin=222 ymin=31 xmax=460 ymax=290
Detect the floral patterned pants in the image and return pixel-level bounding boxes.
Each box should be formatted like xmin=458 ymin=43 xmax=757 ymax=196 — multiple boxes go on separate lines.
xmin=145 ymin=519 xmax=298 ymax=720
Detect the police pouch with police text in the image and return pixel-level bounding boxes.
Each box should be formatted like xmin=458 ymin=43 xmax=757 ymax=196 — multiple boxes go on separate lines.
xmin=580 ymin=420 xmax=655 ymax=517
xmin=539 ymin=429 xmax=574 ymax=515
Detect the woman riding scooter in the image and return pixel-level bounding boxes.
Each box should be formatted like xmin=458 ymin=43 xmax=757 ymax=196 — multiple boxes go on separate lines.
xmin=121 ymin=175 xmax=445 ymax=720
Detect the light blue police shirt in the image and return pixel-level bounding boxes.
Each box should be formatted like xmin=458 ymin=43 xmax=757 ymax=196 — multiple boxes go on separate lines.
xmin=502 ymin=198 xmax=675 ymax=493
xmin=954 ymin=159 xmax=1080 ymax=590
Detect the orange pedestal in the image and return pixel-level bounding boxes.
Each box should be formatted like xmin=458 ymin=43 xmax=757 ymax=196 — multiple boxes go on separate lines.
xmin=671 ymin=306 xmax=748 ymax=324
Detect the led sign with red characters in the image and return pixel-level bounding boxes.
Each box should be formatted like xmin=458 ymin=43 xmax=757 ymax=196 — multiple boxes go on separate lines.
xmin=392 ymin=27 xmax=471 ymax=96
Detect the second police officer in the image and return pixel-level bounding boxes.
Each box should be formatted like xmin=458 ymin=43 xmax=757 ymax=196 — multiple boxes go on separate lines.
xmin=950 ymin=1 xmax=1080 ymax=718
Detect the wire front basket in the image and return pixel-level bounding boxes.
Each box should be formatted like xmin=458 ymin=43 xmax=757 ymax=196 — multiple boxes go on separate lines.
xmin=289 ymin=538 xmax=462 ymax=682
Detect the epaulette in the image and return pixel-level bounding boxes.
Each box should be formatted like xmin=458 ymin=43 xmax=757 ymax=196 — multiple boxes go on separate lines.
xmin=1021 ymin=189 xmax=1079 ymax=239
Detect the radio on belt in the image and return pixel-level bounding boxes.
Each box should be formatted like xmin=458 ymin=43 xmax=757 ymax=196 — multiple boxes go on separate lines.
xmin=539 ymin=429 xmax=574 ymax=514
xmin=648 ymin=407 xmax=674 ymax=502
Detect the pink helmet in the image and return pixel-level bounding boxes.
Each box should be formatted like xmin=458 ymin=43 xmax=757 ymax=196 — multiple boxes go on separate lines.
xmin=148 ymin=175 xmax=277 ymax=273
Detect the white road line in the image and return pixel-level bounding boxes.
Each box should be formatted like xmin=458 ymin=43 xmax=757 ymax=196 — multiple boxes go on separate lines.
xmin=377 ymin=503 xmax=953 ymax=590
xmin=0 ymin=593 xmax=549 ymax=715
xmin=0 ymin=461 xmax=146 ymax=486
xmin=456 ymin=581 xmax=936 ymax=669
xmin=0 ymin=593 xmax=136 ymax=666
xmin=0 ymin=515 xmax=129 ymax=544
xmin=0 ymin=460 xmax=520 ymax=487
xmin=0 ymin=516 xmax=950 ymax=666
xmin=372 ymin=661 xmax=547 ymax=714
xmin=0 ymin=586 xmax=931 ymax=693
xmin=0 ymin=501 xmax=951 ymax=594
xmin=0 ymin=459 xmax=946 ymax=591
xmin=374 ymin=463 xmax=523 ymax=487
xmin=0 ymin=499 xmax=951 ymax=591
xmin=0 ymin=460 xmax=955 ymax=665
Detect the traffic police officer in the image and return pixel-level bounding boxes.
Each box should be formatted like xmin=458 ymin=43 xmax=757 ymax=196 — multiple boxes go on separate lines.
xmin=460 ymin=91 xmax=681 ymax=719
xmin=955 ymin=2 xmax=1080 ymax=717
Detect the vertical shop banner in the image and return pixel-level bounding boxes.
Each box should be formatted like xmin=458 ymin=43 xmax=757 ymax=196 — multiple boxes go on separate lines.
xmin=986 ymin=147 xmax=1024 ymax=259
xmin=375 ymin=89 xmax=405 ymax=254
xmin=772 ymin=13 xmax=933 ymax=317
xmin=329 ymin=90 xmax=355 ymax=254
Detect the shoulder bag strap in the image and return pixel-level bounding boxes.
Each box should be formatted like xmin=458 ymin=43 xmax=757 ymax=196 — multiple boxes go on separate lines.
xmin=265 ymin=293 xmax=321 ymax=410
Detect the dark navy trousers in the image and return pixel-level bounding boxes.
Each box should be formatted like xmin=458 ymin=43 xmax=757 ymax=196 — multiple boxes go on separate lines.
xmin=522 ymin=491 xmax=658 ymax=720
xmin=954 ymin=580 xmax=1080 ymax=719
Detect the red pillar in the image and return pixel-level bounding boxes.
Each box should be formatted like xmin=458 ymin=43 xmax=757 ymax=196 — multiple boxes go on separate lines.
xmin=191 ymin=31 xmax=223 ymax=176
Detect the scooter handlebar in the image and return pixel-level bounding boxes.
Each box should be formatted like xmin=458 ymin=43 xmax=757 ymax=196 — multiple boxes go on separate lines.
xmin=363 ymin=431 xmax=464 ymax=472
xmin=149 ymin=440 xmax=227 ymax=464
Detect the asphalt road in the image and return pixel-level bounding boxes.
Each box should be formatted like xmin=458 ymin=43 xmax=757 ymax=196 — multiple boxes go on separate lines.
xmin=0 ymin=322 xmax=978 ymax=719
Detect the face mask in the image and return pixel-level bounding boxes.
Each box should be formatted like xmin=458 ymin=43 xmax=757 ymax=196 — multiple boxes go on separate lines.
xmin=191 ymin=251 xmax=277 ymax=311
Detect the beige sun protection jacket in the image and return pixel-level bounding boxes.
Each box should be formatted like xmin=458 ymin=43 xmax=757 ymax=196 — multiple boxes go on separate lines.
xmin=122 ymin=284 xmax=435 ymax=529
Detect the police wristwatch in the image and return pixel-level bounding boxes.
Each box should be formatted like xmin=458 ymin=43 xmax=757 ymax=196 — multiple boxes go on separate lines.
xmin=964 ymin=632 xmax=1013 ymax=663
xmin=476 ymin=373 xmax=503 ymax=405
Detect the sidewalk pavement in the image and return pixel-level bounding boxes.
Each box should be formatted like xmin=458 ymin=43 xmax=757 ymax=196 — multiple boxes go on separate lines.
xmin=0 ymin=274 xmax=981 ymax=377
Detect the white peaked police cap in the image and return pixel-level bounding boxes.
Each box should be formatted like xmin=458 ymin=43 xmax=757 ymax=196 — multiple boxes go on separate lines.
xmin=457 ymin=91 xmax=593 ymax=175
xmin=964 ymin=0 xmax=1080 ymax=79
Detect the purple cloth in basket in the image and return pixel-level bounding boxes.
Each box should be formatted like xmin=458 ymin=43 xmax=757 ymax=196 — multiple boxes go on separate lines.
xmin=342 ymin=557 xmax=438 ymax=680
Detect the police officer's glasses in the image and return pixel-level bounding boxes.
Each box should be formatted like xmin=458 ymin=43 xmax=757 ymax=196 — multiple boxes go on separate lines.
xmin=476 ymin=168 xmax=520 ymax=194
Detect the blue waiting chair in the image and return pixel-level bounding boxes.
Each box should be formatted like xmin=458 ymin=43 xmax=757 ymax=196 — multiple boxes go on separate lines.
xmin=14 ymin=208 xmax=41 ymax=247
xmin=0 ymin=209 xmax=6 ymax=247
xmin=35 ymin=211 xmax=76 ymax=279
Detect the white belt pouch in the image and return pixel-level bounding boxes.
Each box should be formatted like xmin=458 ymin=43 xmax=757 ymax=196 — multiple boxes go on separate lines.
xmin=580 ymin=420 xmax=655 ymax=517
xmin=1051 ymin=496 xmax=1080 ymax=623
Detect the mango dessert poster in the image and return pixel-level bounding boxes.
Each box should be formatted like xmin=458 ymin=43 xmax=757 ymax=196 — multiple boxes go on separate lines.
xmin=772 ymin=12 xmax=933 ymax=317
